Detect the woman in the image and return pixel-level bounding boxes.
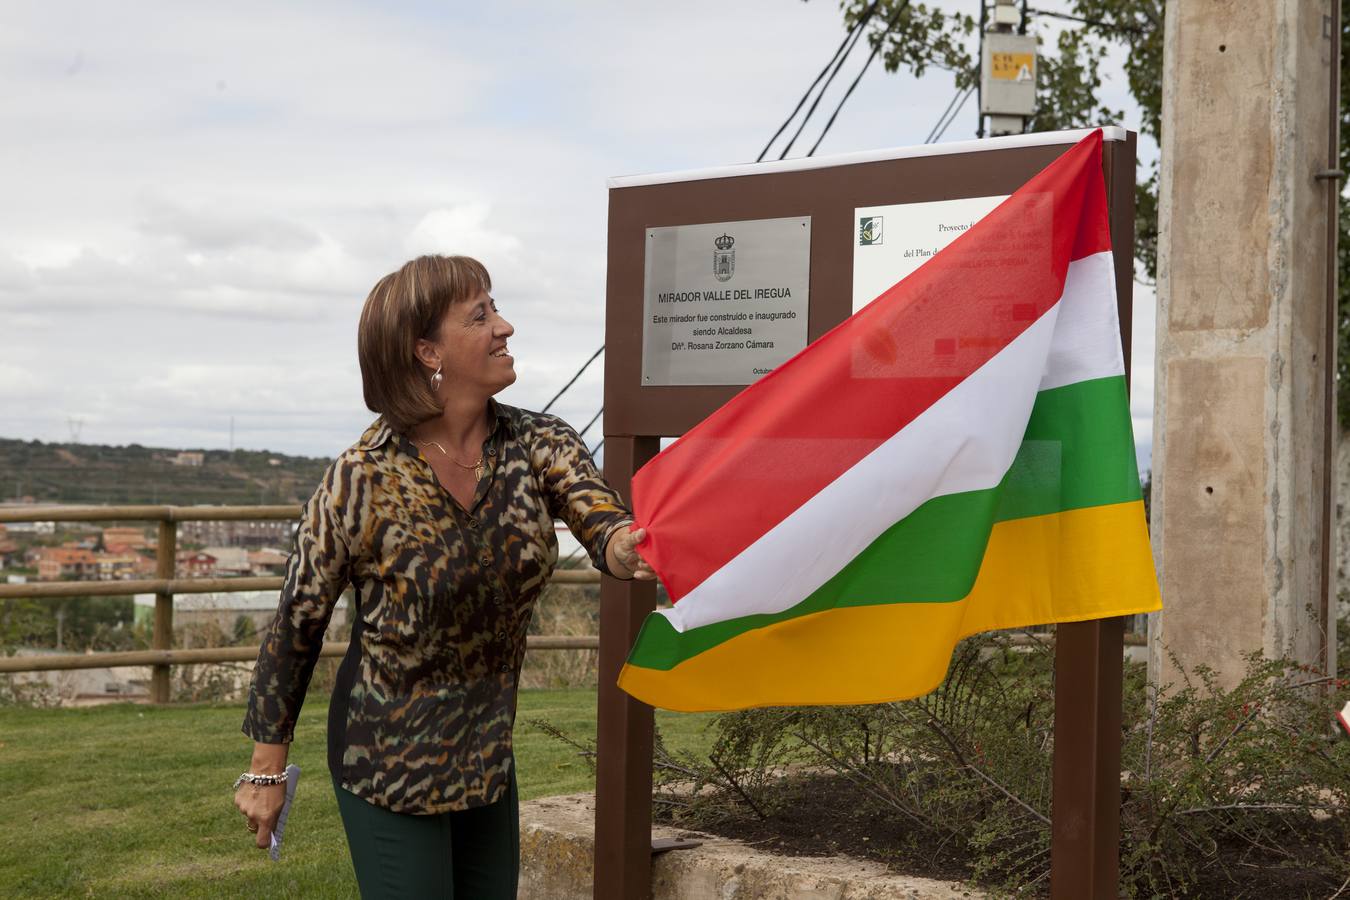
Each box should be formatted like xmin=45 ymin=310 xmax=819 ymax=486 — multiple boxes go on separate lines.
xmin=233 ymin=255 xmax=653 ymax=898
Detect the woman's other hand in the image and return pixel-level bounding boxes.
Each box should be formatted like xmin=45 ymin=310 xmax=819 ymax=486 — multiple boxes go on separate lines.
xmin=606 ymin=526 xmax=657 ymax=582
xmin=233 ymin=743 xmax=289 ymax=849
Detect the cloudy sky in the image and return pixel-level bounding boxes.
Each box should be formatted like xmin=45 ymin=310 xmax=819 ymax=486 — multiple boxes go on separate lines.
xmin=0 ymin=1 xmax=1156 ymax=471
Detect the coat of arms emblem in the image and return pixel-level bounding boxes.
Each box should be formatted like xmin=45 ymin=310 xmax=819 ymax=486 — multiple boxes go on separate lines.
xmin=713 ymin=233 xmax=735 ymax=282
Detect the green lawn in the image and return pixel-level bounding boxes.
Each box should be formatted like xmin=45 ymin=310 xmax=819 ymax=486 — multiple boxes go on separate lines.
xmin=0 ymin=690 xmax=713 ymax=898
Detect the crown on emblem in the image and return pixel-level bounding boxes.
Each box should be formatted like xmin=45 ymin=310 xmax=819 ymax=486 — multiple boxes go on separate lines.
xmin=714 ymin=233 xmax=735 ymax=250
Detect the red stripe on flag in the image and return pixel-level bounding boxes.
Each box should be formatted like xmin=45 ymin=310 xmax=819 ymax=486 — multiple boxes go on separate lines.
xmin=634 ymin=130 xmax=1111 ymax=601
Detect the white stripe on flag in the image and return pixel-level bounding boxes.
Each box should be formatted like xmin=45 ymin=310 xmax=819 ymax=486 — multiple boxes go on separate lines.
xmin=1038 ymin=251 xmax=1123 ymax=393
xmin=660 ymin=251 xmax=1120 ymax=634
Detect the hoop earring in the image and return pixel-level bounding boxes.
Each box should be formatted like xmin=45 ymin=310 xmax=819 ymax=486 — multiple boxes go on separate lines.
xmin=429 ymin=365 xmax=443 ymax=392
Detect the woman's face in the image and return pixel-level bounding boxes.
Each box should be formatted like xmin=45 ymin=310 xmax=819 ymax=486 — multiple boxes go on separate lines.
xmin=425 ymin=288 xmax=516 ymax=397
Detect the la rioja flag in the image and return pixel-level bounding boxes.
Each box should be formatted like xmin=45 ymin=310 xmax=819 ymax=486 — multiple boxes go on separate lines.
xmin=618 ymin=130 xmax=1161 ymax=712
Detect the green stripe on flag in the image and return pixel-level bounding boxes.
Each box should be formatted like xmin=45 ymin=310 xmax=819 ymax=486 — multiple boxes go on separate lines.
xmin=627 ymin=375 xmax=1140 ymax=672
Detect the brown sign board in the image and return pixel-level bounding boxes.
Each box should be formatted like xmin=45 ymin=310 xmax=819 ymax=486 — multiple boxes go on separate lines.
xmin=604 ymin=127 xmax=1136 ymax=438
xmin=597 ymin=127 xmax=1138 ymax=900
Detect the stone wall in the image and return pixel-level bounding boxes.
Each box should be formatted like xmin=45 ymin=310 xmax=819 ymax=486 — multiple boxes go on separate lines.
xmin=520 ymin=792 xmax=982 ymax=900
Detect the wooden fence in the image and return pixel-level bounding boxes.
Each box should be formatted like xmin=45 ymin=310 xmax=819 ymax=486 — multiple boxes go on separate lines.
xmin=0 ymin=504 xmax=600 ymax=700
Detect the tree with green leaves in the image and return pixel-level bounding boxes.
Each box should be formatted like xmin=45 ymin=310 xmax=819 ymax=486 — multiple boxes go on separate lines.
xmin=835 ymin=0 xmax=1161 ymax=274
xmin=835 ymin=0 xmax=1350 ymax=423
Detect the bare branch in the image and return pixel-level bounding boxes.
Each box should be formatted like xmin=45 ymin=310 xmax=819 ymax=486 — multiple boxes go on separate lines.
xmin=790 ymin=730 xmax=935 ymax=832
xmin=1176 ymin=802 xmax=1340 ymax=816
xmin=708 ymin=752 xmax=768 ymax=821
xmin=1204 ymin=704 xmax=1262 ymax=764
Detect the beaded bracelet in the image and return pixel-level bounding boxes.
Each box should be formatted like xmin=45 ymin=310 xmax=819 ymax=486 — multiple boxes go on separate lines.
xmin=233 ymin=771 xmax=289 ymax=792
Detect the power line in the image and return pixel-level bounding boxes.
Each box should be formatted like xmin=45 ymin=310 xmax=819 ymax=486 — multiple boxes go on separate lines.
xmin=757 ymin=0 xmax=883 ymax=162
xmin=1026 ymin=7 xmax=1146 ymax=35
xmin=924 ymin=82 xmax=969 ymax=143
xmin=806 ymin=0 xmax=912 ymax=157
xmin=778 ymin=5 xmax=881 ymax=160
xmin=541 ymin=345 xmax=604 ymax=414
xmin=926 ymin=84 xmax=975 ymax=144
xmin=577 ymin=406 xmax=604 ymax=441
xmin=545 ymin=3 xmax=916 ymax=435
xmin=931 ymin=86 xmax=974 ymax=143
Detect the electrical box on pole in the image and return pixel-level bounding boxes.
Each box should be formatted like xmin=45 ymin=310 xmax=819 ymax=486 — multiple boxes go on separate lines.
xmin=979 ymin=0 xmax=1036 ymax=137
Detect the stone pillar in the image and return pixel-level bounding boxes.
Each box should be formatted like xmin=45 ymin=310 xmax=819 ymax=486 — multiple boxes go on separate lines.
xmin=1150 ymin=1 xmax=1337 ymax=689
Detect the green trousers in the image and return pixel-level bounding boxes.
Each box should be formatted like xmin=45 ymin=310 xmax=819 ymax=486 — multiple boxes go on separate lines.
xmin=333 ymin=770 xmax=519 ymax=899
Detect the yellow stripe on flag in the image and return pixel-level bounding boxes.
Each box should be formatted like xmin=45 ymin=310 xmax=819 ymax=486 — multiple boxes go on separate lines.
xmin=618 ymin=500 xmax=1158 ymax=712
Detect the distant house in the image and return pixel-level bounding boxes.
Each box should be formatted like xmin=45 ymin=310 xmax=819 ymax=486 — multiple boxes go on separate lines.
xmin=102 ymin=526 xmax=150 ymax=553
xmin=30 ymin=546 xmax=154 ymax=581
xmin=36 ymin=548 xmax=98 ymax=580
xmin=132 ymin=590 xmax=350 ymax=640
xmin=180 ymin=519 xmax=295 ymax=549
xmin=171 ymin=451 xmax=205 ymax=467
xmin=176 ymin=551 xmax=217 ymax=577
xmin=0 ymin=525 xmax=19 ymax=567
xmin=94 ymin=554 xmax=142 ymax=581
xmin=6 ymin=648 xmax=150 ymax=705
xmin=247 ymin=548 xmax=289 ymax=575
xmin=199 ymin=546 xmax=251 ymax=576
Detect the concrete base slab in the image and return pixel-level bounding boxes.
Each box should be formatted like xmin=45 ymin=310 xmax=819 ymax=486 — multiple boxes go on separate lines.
xmin=521 ymin=792 xmax=984 ymax=900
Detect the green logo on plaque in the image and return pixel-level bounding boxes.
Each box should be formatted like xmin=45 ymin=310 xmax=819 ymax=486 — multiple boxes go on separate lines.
xmin=859 ymin=216 xmax=883 ymax=246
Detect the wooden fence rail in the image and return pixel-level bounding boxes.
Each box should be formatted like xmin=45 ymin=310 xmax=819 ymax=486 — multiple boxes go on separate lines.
xmin=0 ymin=505 xmax=304 ymax=523
xmin=0 ymin=566 xmax=599 ymax=601
xmin=0 ymin=636 xmax=601 ymax=674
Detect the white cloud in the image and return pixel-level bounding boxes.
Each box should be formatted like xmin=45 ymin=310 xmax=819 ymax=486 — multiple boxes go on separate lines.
xmin=404 ymin=204 xmax=523 ymax=264
xmin=0 ymin=363 xmax=41 ymax=399
xmin=137 ymin=197 xmax=322 ymax=254
xmin=0 ymin=0 xmax=1154 ymax=460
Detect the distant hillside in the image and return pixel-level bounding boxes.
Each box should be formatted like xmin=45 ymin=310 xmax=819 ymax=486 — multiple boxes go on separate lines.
xmin=0 ymin=437 xmax=332 ymax=506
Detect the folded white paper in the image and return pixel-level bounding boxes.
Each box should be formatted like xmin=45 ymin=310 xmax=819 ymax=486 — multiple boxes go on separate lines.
xmin=269 ymin=764 xmax=301 ymax=861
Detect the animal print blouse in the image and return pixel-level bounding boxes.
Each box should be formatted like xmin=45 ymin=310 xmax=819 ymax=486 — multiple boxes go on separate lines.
xmin=242 ymin=402 xmax=632 ymax=814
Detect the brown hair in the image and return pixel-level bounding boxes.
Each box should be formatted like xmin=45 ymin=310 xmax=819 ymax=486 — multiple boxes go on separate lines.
xmin=357 ymin=255 xmax=492 ymax=432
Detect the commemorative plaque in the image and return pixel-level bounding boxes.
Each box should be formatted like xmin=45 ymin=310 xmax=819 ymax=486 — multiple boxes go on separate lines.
xmin=641 ymin=216 xmax=810 ymax=386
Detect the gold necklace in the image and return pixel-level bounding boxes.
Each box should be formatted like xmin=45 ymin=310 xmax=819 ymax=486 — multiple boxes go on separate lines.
xmin=416 ymin=440 xmax=486 ymax=481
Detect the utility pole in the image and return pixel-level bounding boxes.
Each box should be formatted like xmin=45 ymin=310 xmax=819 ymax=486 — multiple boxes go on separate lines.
xmin=978 ymin=0 xmax=1036 ymax=137
xmin=1151 ymin=3 xmax=1339 ymax=687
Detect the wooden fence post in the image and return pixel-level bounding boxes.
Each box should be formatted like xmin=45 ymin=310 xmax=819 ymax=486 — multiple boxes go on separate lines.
xmin=151 ymin=519 xmax=176 ymax=703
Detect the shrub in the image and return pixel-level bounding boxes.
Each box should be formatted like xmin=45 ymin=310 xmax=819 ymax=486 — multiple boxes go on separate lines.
xmin=641 ymin=635 xmax=1350 ymax=898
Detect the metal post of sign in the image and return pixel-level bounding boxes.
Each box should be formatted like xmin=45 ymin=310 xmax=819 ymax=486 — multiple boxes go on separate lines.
xmin=594 ymin=435 xmax=660 ymax=900
xmin=597 ymin=128 xmax=1138 ymax=899
xmin=1049 ymin=130 xmax=1136 ymax=900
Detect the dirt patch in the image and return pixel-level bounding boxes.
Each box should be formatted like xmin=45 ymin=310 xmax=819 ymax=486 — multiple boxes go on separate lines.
xmin=523 ymin=792 xmax=981 ymax=900
xmin=658 ymin=773 xmax=971 ymax=885
xmin=658 ymin=771 xmax=1345 ymax=899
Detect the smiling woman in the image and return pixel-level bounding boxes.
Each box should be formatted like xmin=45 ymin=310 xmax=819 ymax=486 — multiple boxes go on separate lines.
xmin=231 ymin=254 xmax=656 ymax=899
xmin=356 ymin=256 xmax=500 ymax=434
